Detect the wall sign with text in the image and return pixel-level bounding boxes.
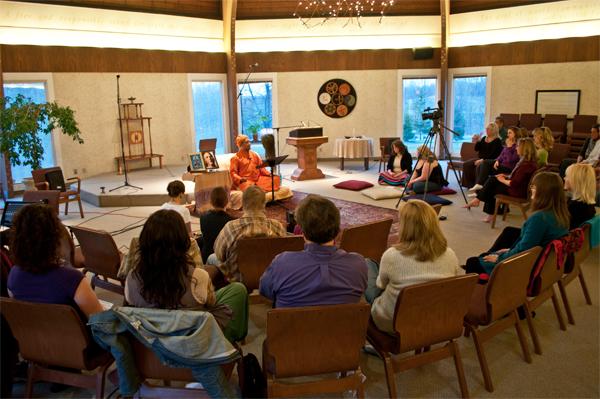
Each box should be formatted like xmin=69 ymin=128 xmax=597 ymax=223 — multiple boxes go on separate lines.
xmin=317 ymin=79 xmax=357 ymax=118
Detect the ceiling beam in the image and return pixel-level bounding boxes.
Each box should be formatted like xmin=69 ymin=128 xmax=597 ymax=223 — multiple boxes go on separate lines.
xmin=223 ymin=0 xmax=239 ymax=151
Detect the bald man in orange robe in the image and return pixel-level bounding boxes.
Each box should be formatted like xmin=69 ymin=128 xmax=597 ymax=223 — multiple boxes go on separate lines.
xmin=230 ymin=134 xmax=280 ymax=192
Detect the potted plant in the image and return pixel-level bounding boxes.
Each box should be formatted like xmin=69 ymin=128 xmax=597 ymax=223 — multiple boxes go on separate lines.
xmin=246 ymin=115 xmax=268 ymax=143
xmin=1 ymin=94 xmax=84 ymax=195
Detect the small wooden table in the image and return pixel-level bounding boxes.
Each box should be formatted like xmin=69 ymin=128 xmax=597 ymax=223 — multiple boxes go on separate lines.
xmin=182 ymin=170 xmax=234 ymax=212
xmin=115 ymin=154 xmax=163 ymax=174
xmin=334 ymin=137 xmax=373 ymax=170
xmin=286 ymin=136 xmax=328 ymax=180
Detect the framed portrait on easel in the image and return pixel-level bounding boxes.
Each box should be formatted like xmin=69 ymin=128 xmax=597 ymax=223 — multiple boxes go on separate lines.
xmin=188 ymin=153 xmax=205 ymax=172
xmin=201 ymin=151 xmax=219 ymax=170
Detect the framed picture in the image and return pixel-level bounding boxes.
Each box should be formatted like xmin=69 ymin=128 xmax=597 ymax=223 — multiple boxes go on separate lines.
xmin=535 ymin=90 xmax=581 ymax=119
xmin=201 ymin=150 xmax=219 ymax=170
xmin=188 ymin=152 xmax=205 ymax=172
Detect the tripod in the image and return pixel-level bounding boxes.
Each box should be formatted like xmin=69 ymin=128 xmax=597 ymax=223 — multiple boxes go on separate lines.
xmin=110 ymin=75 xmax=142 ymax=192
xmin=395 ymin=120 xmax=469 ymax=208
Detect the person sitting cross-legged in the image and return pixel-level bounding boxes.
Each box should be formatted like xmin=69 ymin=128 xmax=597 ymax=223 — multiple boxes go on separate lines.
xmin=259 ymin=194 xmax=367 ymax=307
xmin=230 ymin=134 xmax=280 ymax=192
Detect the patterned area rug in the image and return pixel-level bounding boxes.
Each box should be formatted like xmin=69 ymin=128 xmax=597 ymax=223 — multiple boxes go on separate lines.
xmin=230 ymin=191 xmax=399 ymax=246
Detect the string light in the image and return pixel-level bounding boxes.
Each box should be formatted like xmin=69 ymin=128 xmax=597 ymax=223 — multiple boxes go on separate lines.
xmin=293 ymin=0 xmax=395 ymax=28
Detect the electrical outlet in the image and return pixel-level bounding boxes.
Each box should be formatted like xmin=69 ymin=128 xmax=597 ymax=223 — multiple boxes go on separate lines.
xmin=82 ymin=168 xmax=87 ymax=174
xmin=73 ymin=168 xmax=78 ymax=174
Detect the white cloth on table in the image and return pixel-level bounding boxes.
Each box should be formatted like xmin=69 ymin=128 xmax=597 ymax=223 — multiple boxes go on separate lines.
xmin=334 ymin=137 xmax=374 ymax=159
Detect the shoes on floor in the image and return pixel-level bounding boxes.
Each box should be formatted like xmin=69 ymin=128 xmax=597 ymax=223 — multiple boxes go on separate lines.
xmin=468 ymin=184 xmax=483 ymax=192
xmin=468 ymin=192 xmax=477 ymax=198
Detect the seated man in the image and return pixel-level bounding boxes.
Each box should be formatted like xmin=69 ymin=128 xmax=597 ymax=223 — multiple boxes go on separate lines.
xmin=560 ymin=124 xmax=600 ymax=177
xmin=259 ymin=194 xmax=368 ymax=308
xmin=210 ymin=186 xmax=286 ymax=282
xmin=230 ymin=134 xmax=280 ymax=192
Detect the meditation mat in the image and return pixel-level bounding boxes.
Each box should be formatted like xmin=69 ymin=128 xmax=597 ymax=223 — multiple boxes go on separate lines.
xmin=401 ymin=194 xmax=453 ymax=206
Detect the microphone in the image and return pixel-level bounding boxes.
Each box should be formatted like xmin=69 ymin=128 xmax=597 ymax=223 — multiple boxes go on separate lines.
xmin=249 ymin=62 xmax=259 ymax=69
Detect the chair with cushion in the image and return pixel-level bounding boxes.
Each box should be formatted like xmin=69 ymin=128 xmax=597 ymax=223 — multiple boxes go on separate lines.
xmin=558 ymin=223 xmax=593 ymax=325
xmin=546 ymin=143 xmax=571 ymax=172
xmin=543 ymin=114 xmax=567 ymax=142
xmin=519 ymin=114 xmax=542 ymax=134
xmin=338 ymin=218 xmax=393 ymax=262
xmin=446 ymin=142 xmax=477 ymax=184
xmin=464 ymin=247 xmax=542 ymax=392
xmin=568 ymin=115 xmax=598 ymax=158
xmin=367 ymin=274 xmax=478 ymax=398
xmin=378 ymin=137 xmax=398 ymax=173
xmin=236 ymin=236 xmax=305 ymax=294
xmin=499 ymin=113 xmax=519 ymax=128
xmin=199 ymin=138 xmax=217 ymax=152
xmin=22 ymin=190 xmax=60 ymax=215
xmin=523 ymin=243 xmax=567 ymax=355
xmin=263 ymin=303 xmax=370 ymax=398
xmin=31 ymin=166 xmax=84 ymax=218
xmin=0 ymin=298 xmax=113 ymax=398
xmin=69 ymin=225 xmax=125 ymax=295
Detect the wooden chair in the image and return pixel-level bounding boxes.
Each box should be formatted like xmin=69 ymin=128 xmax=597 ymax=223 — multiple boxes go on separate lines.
xmin=523 ymin=243 xmax=568 ymax=355
xmin=263 ymin=303 xmax=370 ymax=398
xmin=543 ymin=114 xmax=567 ymax=142
xmin=31 ymin=166 xmax=84 ymax=218
xmin=22 ymin=190 xmax=61 ymax=215
xmin=367 ymin=274 xmax=478 ymax=398
xmin=338 ymin=218 xmax=393 ymax=262
xmin=199 ymin=138 xmax=217 ymax=152
xmin=499 ymin=113 xmax=519 ymax=128
xmin=568 ymin=115 xmax=598 ymax=158
xmin=519 ymin=114 xmax=542 ymax=133
xmin=378 ymin=137 xmax=397 ymax=173
xmin=464 ymin=247 xmax=542 ymax=392
xmin=69 ymin=225 xmax=125 ymax=295
xmin=236 ymin=235 xmax=305 ymax=293
xmin=0 ymin=298 xmax=113 ymax=398
xmin=446 ymin=142 xmax=477 ymax=183
xmin=558 ymin=223 xmax=594 ymax=325
xmin=547 ymin=143 xmax=571 ymax=172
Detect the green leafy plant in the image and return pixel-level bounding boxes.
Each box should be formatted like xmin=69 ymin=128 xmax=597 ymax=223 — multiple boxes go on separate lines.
xmin=246 ymin=115 xmax=268 ymax=136
xmin=0 ymin=94 xmax=83 ymax=170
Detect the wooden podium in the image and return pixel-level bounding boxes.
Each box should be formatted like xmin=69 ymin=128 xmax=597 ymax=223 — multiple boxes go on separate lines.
xmin=286 ymin=136 xmax=328 ymax=181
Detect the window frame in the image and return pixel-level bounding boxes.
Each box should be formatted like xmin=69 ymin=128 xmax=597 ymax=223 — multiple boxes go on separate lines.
xmin=235 ymin=72 xmax=278 ymax=138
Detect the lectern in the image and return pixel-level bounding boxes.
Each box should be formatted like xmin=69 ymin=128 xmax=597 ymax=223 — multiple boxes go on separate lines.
xmin=286 ymin=136 xmax=328 ymax=181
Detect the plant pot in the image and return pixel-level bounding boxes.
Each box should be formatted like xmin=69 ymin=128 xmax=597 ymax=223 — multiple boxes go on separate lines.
xmin=252 ymin=133 xmax=259 ymax=143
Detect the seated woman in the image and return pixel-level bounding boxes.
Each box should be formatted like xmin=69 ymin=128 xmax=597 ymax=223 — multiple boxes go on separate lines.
xmin=199 ymin=187 xmax=234 ymax=264
xmin=161 ymin=180 xmax=193 ymax=236
xmin=124 ymin=209 xmax=248 ymax=343
xmin=465 ymin=138 xmax=538 ymax=223
xmin=406 ymin=145 xmax=448 ymax=194
xmin=462 ymin=122 xmax=503 ymax=189
xmin=533 ymin=127 xmax=554 ymax=167
xmin=230 ymin=134 xmax=280 ymax=192
xmin=378 ymin=139 xmax=413 ymax=186
xmin=7 ymin=204 xmax=103 ymax=319
xmin=366 ymin=200 xmax=462 ymax=333
xmin=565 ymin=163 xmax=597 ymax=229
xmin=471 ymin=126 xmax=523 ymax=190
xmin=466 ymin=172 xmax=570 ymax=275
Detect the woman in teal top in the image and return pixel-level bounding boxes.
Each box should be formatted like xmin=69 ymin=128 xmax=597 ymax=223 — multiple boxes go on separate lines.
xmin=466 ymin=172 xmax=570 ymax=275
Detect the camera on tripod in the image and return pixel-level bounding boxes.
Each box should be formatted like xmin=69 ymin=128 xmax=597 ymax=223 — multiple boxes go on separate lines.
xmin=421 ymin=100 xmax=444 ymax=121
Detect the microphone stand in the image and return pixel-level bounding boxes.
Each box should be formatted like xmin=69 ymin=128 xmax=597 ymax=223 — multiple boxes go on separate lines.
xmin=237 ymin=65 xmax=256 ymax=99
xmin=110 ymin=75 xmax=142 ymax=192
xmin=271 ymin=124 xmax=302 ymax=177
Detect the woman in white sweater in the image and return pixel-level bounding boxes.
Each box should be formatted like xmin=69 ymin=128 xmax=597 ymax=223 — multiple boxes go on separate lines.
xmin=366 ymin=199 xmax=463 ymax=333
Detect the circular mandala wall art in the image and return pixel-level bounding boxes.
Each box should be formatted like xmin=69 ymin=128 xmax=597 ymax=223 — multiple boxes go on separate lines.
xmin=318 ymin=79 xmax=357 ymax=118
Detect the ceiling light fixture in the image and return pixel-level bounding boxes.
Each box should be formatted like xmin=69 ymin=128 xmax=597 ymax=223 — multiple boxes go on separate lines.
xmin=293 ymin=0 xmax=395 ymax=28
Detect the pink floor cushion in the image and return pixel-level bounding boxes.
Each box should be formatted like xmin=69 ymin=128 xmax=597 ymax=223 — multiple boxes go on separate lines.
xmin=429 ymin=187 xmax=457 ymax=195
xmin=333 ymin=180 xmax=374 ymax=191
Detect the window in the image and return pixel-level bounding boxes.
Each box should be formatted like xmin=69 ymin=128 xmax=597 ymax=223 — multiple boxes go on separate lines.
xmin=450 ymin=75 xmax=487 ymax=154
xmin=401 ymin=78 xmax=438 ymax=154
xmin=3 ymin=82 xmax=53 ymax=184
xmin=191 ymin=81 xmax=226 ymax=155
xmin=238 ymin=81 xmax=273 ymax=157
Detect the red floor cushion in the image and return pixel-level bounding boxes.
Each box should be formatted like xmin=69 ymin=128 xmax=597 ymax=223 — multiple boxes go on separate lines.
xmin=333 ymin=180 xmax=374 ymax=191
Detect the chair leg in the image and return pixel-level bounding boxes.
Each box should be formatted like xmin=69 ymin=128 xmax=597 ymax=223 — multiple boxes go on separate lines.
xmin=523 ymin=303 xmax=542 ymax=355
xmin=65 ymin=199 xmax=69 ymax=215
xmin=382 ymin=353 xmax=397 ymax=398
xmin=519 ymin=205 xmax=528 ymax=220
xmin=469 ymin=326 xmax=493 ymax=392
xmin=450 ymin=340 xmax=470 ymax=398
xmin=445 ymin=166 xmax=450 ymax=181
xmin=491 ymin=201 xmax=501 ymax=229
xmin=550 ymin=286 xmax=567 ymax=331
xmin=77 ymin=197 xmax=84 ymax=218
xmin=513 ymin=310 xmax=532 ymax=363
xmin=578 ymin=270 xmax=593 ymax=305
xmin=95 ymin=365 xmax=108 ymax=399
xmin=558 ymin=280 xmax=575 ymax=325
xmin=501 ymin=204 xmax=509 ymax=221
xmin=26 ymin=361 xmax=36 ymax=398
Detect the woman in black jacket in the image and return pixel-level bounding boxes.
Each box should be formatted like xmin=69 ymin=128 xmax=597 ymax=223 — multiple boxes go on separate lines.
xmin=378 ymin=139 xmax=413 ymax=186
xmin=462 ymin=122 xmax=503 ymax=189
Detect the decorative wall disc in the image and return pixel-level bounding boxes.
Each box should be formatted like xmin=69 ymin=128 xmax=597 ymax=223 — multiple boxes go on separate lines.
xmin=129 ymin=130 xmax=143 ymax=144
xmin=318 ymin=79 xmax=356 ymax=118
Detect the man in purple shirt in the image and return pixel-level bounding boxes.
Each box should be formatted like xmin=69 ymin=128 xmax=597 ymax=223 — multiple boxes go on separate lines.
xmin=259 ymin=194 xmax=368 ymax=308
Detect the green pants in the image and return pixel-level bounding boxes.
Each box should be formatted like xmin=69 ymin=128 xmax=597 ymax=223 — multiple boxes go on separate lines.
xmin=215 ymin=282 xmax=249 ymax=343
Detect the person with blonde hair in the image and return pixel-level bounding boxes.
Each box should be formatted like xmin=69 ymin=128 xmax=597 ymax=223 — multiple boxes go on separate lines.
xmin=229 ymin=134 xmax=279 ymax=192
xmin=533 ymin=127 xmax=554 ymax=167
xmin=466 ymin=172 xmax=570 ymax=274
xmin=565 ymin=163 xmax=597 ymax=229
xmin=465 ymin=138 xmax=538 ymax=223
xmin=462 ymin=122 xmax=503 ymax=189
xmin=406 ymin=145 xmax=448 ymax=194
xmin=366 ymin=200 xmax=462 ymax=333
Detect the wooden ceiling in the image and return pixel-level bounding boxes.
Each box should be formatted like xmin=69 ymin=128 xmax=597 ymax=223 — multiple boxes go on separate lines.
xmin=14 ymin=0 xmax=563 ymax=20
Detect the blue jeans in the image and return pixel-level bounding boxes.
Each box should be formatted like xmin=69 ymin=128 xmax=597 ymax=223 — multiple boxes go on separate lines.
xmin=365 ymin=258 xmax=383 ymax=304
xmin=412 ymin=181 xmax=442 ymax=194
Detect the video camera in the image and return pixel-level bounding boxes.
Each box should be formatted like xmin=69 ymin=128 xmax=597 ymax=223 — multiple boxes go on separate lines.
xmin=421 ymin=100 xmax=444 ymax=121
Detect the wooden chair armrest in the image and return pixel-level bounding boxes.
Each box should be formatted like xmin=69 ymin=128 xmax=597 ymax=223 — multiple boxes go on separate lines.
xmin=66 ymin=176 xmax=81 ymax=192
xmin=495 ymin=194 xmax=529 ymax=205
xmin=35 ymin=181 xmax=50 ymax=190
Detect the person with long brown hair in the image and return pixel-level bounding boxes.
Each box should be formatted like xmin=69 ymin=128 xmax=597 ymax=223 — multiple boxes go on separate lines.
xmin=366 ymin=200 xmax=462 ymax=333
xmin=378 ymin=138 xmax=413 ymax=186
xmin=465 ymin=172 xmax=570 ymax=275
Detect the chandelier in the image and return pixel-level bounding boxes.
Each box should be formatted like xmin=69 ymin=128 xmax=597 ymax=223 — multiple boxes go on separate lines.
xmin=294 ymin=0 xmax=395 ymax=28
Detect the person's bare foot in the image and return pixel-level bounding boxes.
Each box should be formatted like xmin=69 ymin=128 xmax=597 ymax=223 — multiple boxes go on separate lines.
xmin=482 ymin=215 xmax=493 ymax=223
xmin=463 ymin=198 xmax=480 ymax=209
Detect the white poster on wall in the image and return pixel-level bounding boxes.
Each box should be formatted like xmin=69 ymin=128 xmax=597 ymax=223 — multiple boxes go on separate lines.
xmin=535 ymin=90 xmax=580 ymax=118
